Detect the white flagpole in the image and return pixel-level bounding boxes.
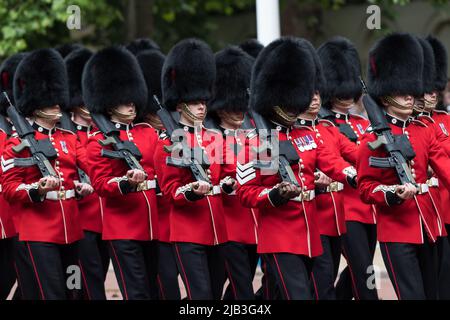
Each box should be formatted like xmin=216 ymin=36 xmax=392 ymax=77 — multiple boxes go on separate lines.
xmin=256 ymin=0 xmax=280 ymax=46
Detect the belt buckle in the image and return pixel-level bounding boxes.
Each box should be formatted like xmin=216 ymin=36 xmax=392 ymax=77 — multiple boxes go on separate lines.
xmin=329 ymin=182 xmax=338 ymax=192
xmin=137 ymin=181 xmax=148 ymax=192
xmin=59 ymin=190 xmax=66 ymax=200
xmin=302 ymin=191 xmax=310 ymax=201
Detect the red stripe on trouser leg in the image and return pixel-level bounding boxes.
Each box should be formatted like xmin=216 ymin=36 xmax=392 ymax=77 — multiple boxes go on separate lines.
xmin=78 ymin=259 xmax=92 ymax=300
xmin=26 ymin=242 xmax=45 ymax=300
xmin=224 ymin=259 xmax=238 ymax=299
xmin=272 ymin=254 xmax=290 ymax=300
xmin=109 ymin=241 xmax=129 ymax=300
xmin=383 ymin=243 xmax=402 ymax=300
xmin=174 ymin=244 xmax=192 ymax=300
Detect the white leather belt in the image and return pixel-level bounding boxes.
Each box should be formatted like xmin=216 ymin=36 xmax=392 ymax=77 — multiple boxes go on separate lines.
xmin=206 ymin=185 xmax=221 ymax=196
xmin=0 ymin=184 xmax=2 ymax=193
xmin=291 ymin=189 xmax=315 ymax=202
xmin=426 ymin=177 xmax=439 ymax=188
xmin=46 ymin=189 xmax=76 ymax=201
xmin=324 ymin=182 xmax=344 ymax=192
xmin=417 ymin=184 xmax=429 ymax=195
xmin=137 ymin=179 xmax=157 ymax=192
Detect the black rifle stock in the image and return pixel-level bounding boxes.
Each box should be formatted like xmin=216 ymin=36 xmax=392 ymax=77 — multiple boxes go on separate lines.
xmin=360 ymin=79 xmax=416 ymax=185
xmin=90 ymin=113 xmax=145 ymax=174
xmin=2 ymin=92 xmax=57 ymax=178
xmin=153 ymin=95 xmax=211 ymax=184
xmin=248 ymin=109 xmax=300 ymax=187
xmin=317 ymin=107 xmax=358 ymax=142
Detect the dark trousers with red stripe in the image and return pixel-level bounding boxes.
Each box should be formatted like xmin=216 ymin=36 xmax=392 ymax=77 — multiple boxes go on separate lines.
xmin=0 ymin=237 xmax=16 ymax=299
xmin=108 ymin=240 xmax=158 ymax=300
xmin=15 ymin=240 xmax=80 ymax=300
xmin=173 ymin=242 xmax=226 ymax=300
xmin=257 ymin=258 xmax=280 ymax=300
xmin=380 ymin=240 xmax=439 ymax=300
xmin=157 ymin=241 xmax=181 ymax=300
xmin=336 ymin=221 xmax=378 ymax=300
xmin=78 ymin=231 xmax=109 ymax=300
xmin=438 ymin=225 xmax=450 ymax=299
xmin=262 ymin=253 xmax=314 ymax=300
xmin=311 ymin=235 xmax=342 ymax=300
xmin=220 ymin=242 xmax=257 ymax=300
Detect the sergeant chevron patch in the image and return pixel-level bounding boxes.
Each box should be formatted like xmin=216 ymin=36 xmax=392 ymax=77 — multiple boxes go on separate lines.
xmin=236 ymin=161 xmax=256 ymax=185
xmin=1 ymin=156 xmax=14 ymax=173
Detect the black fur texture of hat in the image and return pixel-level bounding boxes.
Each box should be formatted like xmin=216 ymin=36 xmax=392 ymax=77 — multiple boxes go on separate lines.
xmin=55 ymin=43 xmax=84 ymax=58
xmin=249 ymin=37 xmax=316 ymax=117
xmin=64 ymin=48 xmax=93 ymax=111
xmin=14 ymin=48 xmax=69 ymax=117
xmin=426 ymin=35 xmax=448 ymax=92
xmin=239 ymin=39 xmax=264 ymax=59
xmin=417 ymin=37 xmax=436 ymax=95
xmin=82 ymin=46 xmax=147 ymax=114
xmin=367 ymin=33 xmax=423 ymax=99
xmin=208 ymin=46 xmax=254 ymax=115
xmin=317 ymin=37 xmax=362 ymax=107
xmin=136 ymin=49 xmax=166 ymax=118
xmin=0 ymin=52 xmax=27 ymax=115
xmin=161 ymin=38 xmax=216 ymax=111
xmin=126 ymin=38 xmax=160 ymax=56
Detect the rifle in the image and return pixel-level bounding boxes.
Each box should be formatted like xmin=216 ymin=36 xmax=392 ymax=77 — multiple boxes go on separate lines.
xmin=55 ymin=111 xmax=92 ymax=185
xmin=248 ymin=109 xmax=300 ymax=186
xmin=2 ymin=91 xmax=58 ymax=179
xmin=153 ymin=95 xmax=211 ymax=184
xmin=360 ymin=79 xmax=416 ymax=185
xmin=318 ymin=107 xmax=358 ymax=142
xmin=90 ymin=112 xmax=146 ymax=176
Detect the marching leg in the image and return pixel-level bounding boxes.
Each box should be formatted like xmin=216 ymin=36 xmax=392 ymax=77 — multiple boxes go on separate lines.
xmin=0 ymin=237 xmax=16 ymax=299
xmin=157 ymin=241 xmax=181 ymax=300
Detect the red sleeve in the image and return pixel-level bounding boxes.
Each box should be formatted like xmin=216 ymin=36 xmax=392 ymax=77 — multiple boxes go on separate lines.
xmin=316 ymin=139 xmax=355 ymax=185
xmin=428 ymin=129 xmax=450 ymax=189
xmin=86 ymin=133 xmax=129 ymax=197
xmin=1 ymin=137 xmax=42 ymax=203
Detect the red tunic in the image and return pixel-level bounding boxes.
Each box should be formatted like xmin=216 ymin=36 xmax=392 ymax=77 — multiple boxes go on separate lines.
xmin=74 ymin=123 xmax=103 ymax=234
xmin=0 ymin=129 xmax=16 ymax=239
xmin=1 ymin=124 xmax=86 ymax=244
xmin=237 ymin=122 xmax=355 ymax=257
xmin=358 ymin=114 xmax=450 ymax=243
xmin=298 ymin=118 xmax=357 ymax=237
xmin=86 ymin=122 xmax=159 ymax=241
xmin=333 ymin=111 xmax=376 ymax=224
xmin=153 ymin=124 xmax=228 ymax=246
xmin=220 ymin=127 xmax=258 ymax=245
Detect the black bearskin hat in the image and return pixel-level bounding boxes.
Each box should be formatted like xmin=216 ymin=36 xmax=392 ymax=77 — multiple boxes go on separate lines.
xmin=14 ymin=48 xmax=69 ymax=117
xmin=367 ymin=33 xmax=423 ymax=99
xmin=426 ymin=35 xmax=448 ymax=92
xmin=82 ymin=46 xmax=147 ymax=114
xmin=161 ymin=38 xmax=216 ymax=111
xmin=239 ymin=39 xmax=264 ymax=59
xmin=0 ymin=52 xmax=27 ymax=115
xmin=136 ymin=49 xmax=166 ymax=117
xmin=317 ymin=37 xmax=362 ymax=107
xmin=55 ymin=43 xmax=84 ymax=58
xmin=208 ymin=46 xmax=254 ymax=115
xmin=249 ymin=37 xmax=316 ymax=116
xmin=64 ymin=48 xmax=93 ymax=111
xmin=417 ymin=37 xmax=436 ymax=95
xmin=126 ymin=38 xmax=160 ymax=56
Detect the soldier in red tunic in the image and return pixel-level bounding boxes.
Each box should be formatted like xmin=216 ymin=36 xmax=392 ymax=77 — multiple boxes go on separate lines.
xmin=0 ymin=52 xmax=26 ymax=299
xmin=153 ymin=39 xmax=228 ymax=300
xmin=135 ymin=48 xmax=181 ymax=300
xmin=61 ymin=47 xmax=110 ymax=300
xmin=83 ymin=47 xmax=159 ymax=300
xmin=237 ymin=37 xmax=357 ymax=300
xmin=2 ymin=49 xmax=93 ymax=300
xmin=206 ymin=46 xmax=258 ymax=300
xmin=297 ymin=43 xmax=358 ymax=299
xmin=317 ymin=37 xmax=378 ymax=300
xmin=358 ymin=33 xmax=450 ymax=299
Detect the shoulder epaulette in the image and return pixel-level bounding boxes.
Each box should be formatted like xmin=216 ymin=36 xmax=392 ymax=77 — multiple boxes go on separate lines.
xmin=56 ymin=127 xmax=76 ymax=135
xmin=134 ymin=122 xmax=153 ymax=128
xmin=318 ymin=119 xmax=335 ymax=127
xmin=350 ymin=113 xmax=369 ymax=121
xmin=417 ymin=115 xmax=435 ymax=123
xmin=434 ymin=110 xmax=448 ymax=115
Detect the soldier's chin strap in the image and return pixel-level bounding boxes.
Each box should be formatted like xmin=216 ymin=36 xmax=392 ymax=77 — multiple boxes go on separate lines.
xmin=423 ymin=97 xmax=436 ymax=112
xmin=413 ymin=97 xmax=426 ymax=113
xmin=76 ymin=106 xmax=92 ymax=121
xmin=273 ymin=106 xmax=298 ymax=126
xmin=382 ymin=96 xmax=413 ymax=111
xmin=110 ymin=108 xmax=136 ymax=123
xmin=182 ymin=103 xmax=204 ymax=122
xmin=34 ymin=109 xmax=62 ymax=121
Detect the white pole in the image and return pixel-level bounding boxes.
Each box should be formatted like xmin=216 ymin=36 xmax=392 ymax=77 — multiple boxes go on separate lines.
xmin=256 ymin=0 xmax=280 ymax=46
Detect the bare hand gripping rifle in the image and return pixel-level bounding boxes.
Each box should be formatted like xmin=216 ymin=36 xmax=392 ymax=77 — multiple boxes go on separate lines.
xmin=2 ymin=91 xmax=58 ymax=179
xmin=153 ymin=95 xmax=211 ymax=184
xmin=360 ymin=79 xmax=416 ymax=185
